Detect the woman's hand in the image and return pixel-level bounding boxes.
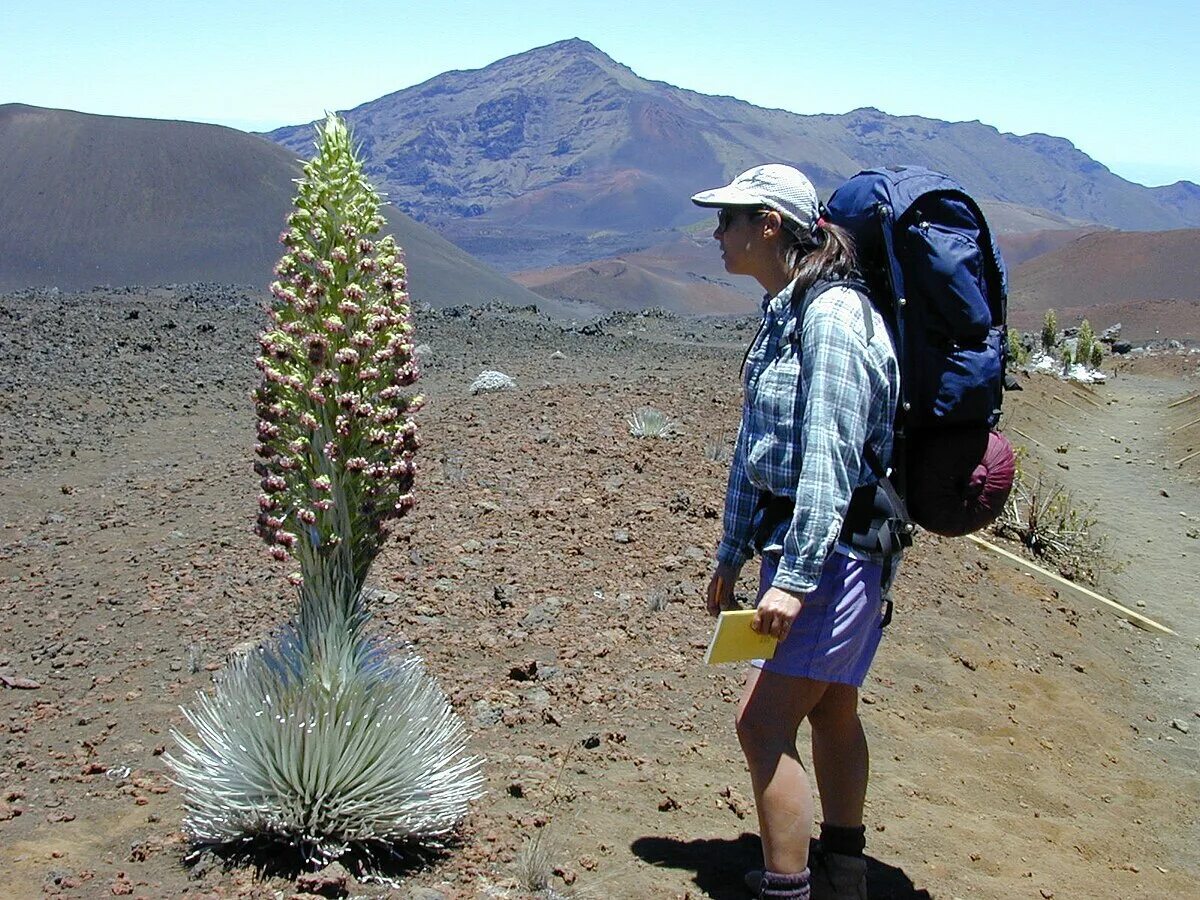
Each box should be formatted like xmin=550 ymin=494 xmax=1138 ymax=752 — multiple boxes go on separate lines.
xmin=753 ymin=586 xmax=805 ymax=641
xmin=705 ymin=563 xmax=739 ymax=616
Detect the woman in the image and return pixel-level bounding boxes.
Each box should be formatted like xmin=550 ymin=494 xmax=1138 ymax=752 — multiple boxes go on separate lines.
xmin=691 ymin=164 xmax=900 ymax=900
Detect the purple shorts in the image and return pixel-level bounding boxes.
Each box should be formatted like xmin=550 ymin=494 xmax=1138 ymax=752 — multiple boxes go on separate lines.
xmin=752 ymin=551 xmax=885 ymax=687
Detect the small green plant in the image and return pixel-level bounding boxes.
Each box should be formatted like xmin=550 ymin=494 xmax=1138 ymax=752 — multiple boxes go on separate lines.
xmin=507 ymin=746 xmax=576 ymax=894
xmin=1041 ymin=309 xmax=1058 ymax=352
xmin=1089 ymin=342 xmax=1104 ymax=369
xmin=515 ymin=829 xmax=557 ymax=893
xmin=1059 ymin=345 xmax=1073 ymax=374
xmin=627 ymin=406 xmax=678 ymax=438
xmin=1006 ymin=328 xmax=1029 ymax=367
xmin=703 ymin=433 xmax=733 ymax=463
xmin=993 ymin=465 xmax=1115 ymax=585
xmin=1076 ymin=319 xmax=1095 ymax=368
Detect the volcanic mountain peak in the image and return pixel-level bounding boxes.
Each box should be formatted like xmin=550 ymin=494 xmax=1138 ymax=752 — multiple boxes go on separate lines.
xmin=266 ymin=38 xmax=1199 ymax=276
xmin=268 ymin=38 xmax=702 ymax=232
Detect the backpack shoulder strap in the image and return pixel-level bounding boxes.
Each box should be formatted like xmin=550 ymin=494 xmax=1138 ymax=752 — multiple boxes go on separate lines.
xmin=794 ymin=277 xmax=874 ymax=342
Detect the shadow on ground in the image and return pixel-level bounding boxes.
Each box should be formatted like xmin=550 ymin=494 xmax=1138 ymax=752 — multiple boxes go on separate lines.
xmin=631 ymin=833 xmax=931 ymax=899
xmin=182 ymin=836 xmax=449 ymax=884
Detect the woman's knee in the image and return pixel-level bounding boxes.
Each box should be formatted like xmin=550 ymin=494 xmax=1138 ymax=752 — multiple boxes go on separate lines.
xmin=736 ymin=697 xmax=797 ymax=753
xmin=808 ymin=683 xmax=860 ymax=733
xmin=737 ymin=670 xmax=828 ymax=753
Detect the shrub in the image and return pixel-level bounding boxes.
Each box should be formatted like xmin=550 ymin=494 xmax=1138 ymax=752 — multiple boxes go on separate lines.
xmin=704 ymin=433 xmax=733 ymax=463
xmin=515 ymin=830 xmax=556 ymax=892
xmin=627 ymin=406 xmax=678 ymax=438
xmin=1089 ymin=342 xmax=1104 ymax=369
xmin=992 ymin=463 xmax=1114 ymax=585
xmin=1041 ymin=309 xmax=1058 ymax=352
xmin=1006 ymin=328 xmax=1029 ymax=367
xmin=1076 ymin=319 xmax=1095 ymax=366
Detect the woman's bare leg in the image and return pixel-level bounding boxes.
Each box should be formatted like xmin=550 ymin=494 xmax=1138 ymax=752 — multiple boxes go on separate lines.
xmin=736 ymin=667 xmax=830 ymax=874
xmin=808 ymin=681 xmax=869 ymax=827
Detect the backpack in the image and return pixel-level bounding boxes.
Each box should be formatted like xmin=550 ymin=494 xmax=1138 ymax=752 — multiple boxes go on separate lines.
xmin=826 ymin=165 xmax=1016 ymax=537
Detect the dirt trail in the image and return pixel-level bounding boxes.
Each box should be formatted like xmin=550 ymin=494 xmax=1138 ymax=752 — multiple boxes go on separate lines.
xmin=992 ymin=365 xmax=1200 ymax=820
xmin=1029 ymin=373 xmax=1200 ymax=706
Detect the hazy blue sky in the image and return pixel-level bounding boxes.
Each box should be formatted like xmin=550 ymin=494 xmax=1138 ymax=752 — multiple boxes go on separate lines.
xmin=5 ymin=0 xmax=1198 ymax=185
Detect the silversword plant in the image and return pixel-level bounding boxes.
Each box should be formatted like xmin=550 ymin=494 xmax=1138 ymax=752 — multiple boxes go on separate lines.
xmin=167 ymin=114 xmax=483 ymax=866
xmin=627 ymin=406 xmax=678 ymax=438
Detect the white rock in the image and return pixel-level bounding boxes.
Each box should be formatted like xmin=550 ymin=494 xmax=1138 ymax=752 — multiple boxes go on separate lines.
xmin=470 ymin=370 xmax=516 ymax=395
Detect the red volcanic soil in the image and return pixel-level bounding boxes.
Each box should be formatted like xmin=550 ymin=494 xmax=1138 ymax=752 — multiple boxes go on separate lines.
xmin=513 ymin=233 xmax=762 ymax=316
xmin=0 ymin=286 xmax=1197 ymax=899
xmin=1010 ymin=229 xmax=1200 ymax=338
xmin=995 ymin=227 xmax=1104 ymax=268
xmin=518 ymin=227 xmax=1200 ymax=341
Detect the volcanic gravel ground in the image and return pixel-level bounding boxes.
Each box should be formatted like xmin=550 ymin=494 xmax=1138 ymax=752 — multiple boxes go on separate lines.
xmin=0 ymin=286 xmax=1196 ymax=899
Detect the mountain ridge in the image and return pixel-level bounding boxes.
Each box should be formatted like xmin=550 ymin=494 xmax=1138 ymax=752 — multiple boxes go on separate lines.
xmin=266 ymin=39 xmax=1199 ymax=274
xmin=1010 ymin=227 xmax=1200 ymax=324
xmin=0 ymin=103 xmax=578 ymax=315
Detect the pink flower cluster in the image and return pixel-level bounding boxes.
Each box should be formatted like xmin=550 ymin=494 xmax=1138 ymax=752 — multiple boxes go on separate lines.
xmin=251 ymin=135 xmax=421 ymax=578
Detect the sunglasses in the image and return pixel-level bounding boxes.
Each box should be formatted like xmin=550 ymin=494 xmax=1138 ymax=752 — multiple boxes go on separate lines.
xmin=717 ymin=207 xmax=767 ymax=232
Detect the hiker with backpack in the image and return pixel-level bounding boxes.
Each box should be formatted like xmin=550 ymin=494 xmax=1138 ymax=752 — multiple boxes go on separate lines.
xmin=693 ymin=161 xmax=1015 ymax=899
xmin=693 ymin=164 xmax=901 ymax=900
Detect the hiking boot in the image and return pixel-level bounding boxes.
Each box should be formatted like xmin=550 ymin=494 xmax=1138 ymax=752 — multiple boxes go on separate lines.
xmin=744 ymin=869 xmax=765 ymax=894
xmin=808 ymin=847 xmax=867 ymax=900
xmin=743 ymin=850 xmax=867 ymax=898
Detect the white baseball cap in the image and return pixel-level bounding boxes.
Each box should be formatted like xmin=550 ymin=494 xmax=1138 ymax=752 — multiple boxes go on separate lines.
xmin=691 ymin=164 xmax=819 ymax=233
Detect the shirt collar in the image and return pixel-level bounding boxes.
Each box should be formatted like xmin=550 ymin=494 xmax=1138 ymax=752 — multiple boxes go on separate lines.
xmin=762 ymin=277 xmax=800 ymax=317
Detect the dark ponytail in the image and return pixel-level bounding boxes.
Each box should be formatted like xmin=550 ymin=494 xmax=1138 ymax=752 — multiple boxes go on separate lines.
xmin=784 ymin=214 xmax=859 ymax=295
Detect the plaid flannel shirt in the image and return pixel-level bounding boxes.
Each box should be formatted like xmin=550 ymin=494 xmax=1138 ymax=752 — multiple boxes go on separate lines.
xmin=716 ymin=279 xmax=900 ymax=593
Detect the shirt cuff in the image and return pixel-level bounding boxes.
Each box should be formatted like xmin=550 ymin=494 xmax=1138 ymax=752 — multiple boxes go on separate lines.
xmin=770 ymin=557 xmax=820 ymax=594
xmin=716 ymin=539 xmax=750 ymax=570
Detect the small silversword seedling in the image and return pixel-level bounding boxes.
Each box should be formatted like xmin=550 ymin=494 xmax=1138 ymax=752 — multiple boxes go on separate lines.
xmin=627 ymin=406 xmax=678 ymax=438
xmin=167 ymin=114 xmax=483 ymax=866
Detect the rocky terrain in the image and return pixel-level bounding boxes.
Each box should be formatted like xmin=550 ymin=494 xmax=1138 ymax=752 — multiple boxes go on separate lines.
xmin=0 ymin=285 xmax=1197 ymax=899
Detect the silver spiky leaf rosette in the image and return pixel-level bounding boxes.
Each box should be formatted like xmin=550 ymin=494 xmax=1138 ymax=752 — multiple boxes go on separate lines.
xmin=166 ymin=581 xmax=484 ymax=864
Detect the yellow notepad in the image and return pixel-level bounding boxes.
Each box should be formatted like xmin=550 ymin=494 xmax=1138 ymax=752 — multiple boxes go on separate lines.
xmin=704 ymin=609 xmax=778 ymax=664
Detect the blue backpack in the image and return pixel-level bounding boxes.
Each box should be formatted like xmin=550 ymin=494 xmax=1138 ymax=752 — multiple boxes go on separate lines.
xmin=827 ymin=166 xmax=1015 ymax=536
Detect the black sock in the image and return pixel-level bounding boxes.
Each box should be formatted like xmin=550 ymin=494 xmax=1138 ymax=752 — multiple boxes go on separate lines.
xmin=760 ymin=868 xmax=810 ymax=899
xmin=819 ymin=822 xmax=866 ymax=857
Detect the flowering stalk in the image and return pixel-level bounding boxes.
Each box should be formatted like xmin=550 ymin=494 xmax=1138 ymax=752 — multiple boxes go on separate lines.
xmin=168 ymin=115 xmax=482 ymax=865
xmin=253 ymin=113 xmax=421 ymax=590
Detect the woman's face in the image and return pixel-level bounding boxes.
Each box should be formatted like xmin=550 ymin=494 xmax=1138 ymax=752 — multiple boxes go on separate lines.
xmin=713 ymin=207 xmax=767 ymax=276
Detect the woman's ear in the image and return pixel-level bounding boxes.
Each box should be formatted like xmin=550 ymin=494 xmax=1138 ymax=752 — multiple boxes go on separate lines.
xmin=760 ymin=210 xmax=784 ymax=238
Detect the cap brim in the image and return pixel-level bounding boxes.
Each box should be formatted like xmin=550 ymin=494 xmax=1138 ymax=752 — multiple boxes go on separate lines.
xmin=690 ymin=185 xmax=764 ymax=208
